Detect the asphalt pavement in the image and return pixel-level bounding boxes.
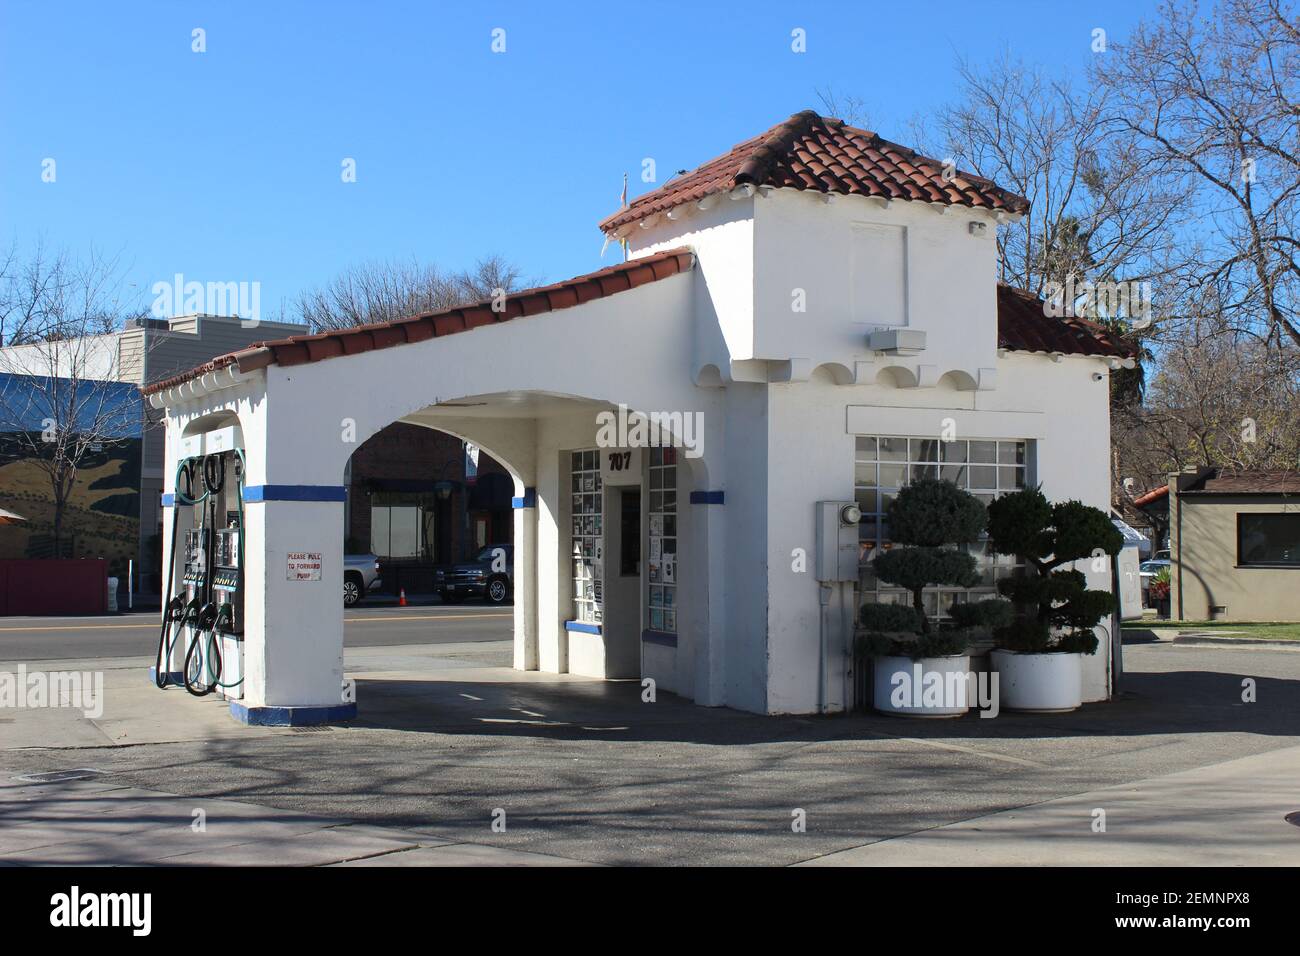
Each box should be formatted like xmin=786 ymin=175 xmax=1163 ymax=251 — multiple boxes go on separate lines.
xmin=2 ymin=627 xmax=1299 ymax=866
xmin=0 ymin=603 xmax=511 ymax=660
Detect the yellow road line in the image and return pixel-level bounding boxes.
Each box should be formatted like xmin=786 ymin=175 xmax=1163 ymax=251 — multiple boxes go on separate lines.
xmin=0 ymin=612 xmax=511 ymax=631
xmin=0 ymin=623 xmax=157 ymax=632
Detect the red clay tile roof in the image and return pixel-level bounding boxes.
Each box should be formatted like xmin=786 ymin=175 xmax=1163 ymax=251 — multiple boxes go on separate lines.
xmin=142 ymin=248 xmax=696 ymax=396
xmin=1133 ymin=485 xmax=1170 ymax=507
xmin=996 ymin=284 xmax=1137 ymax=359
xmin=600 ymin=110 xmax=1030 ymax=233
xmin=145 ymin=252 xmax=1131 ymax=399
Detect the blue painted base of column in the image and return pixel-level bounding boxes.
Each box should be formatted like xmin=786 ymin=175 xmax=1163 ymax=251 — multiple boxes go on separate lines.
xmin=229 ymin=700 xmax=357 ymax=726
xmin=148 ymin=666 xmax=185 ymax=686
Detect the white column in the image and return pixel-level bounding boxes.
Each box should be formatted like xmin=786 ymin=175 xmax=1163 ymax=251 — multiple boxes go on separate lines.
xmin=694 ymin=493 xmax=728 ymax=706
xmin=535 ymin=452 xmax=567 ymax=674
xmin=512 ymin=488 xmax=538 ymax=671
xmin=239 ymin=495 xmax=348 ymax=721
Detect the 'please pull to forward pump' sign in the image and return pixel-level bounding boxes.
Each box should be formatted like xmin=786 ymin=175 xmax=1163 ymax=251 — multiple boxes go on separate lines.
xmin=287 ymin=552 xmax=323 ymax=581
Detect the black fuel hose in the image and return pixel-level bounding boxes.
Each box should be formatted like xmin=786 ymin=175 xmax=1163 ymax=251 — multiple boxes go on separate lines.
xmin=203 ymin=453 xmax=225 ymax=496
xmin=184 ymin=603 xmax=221 ymax=696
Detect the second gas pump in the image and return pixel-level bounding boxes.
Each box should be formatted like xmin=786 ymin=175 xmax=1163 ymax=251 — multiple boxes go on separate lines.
xmin=155 ymin=425 xmax=246 ymax=699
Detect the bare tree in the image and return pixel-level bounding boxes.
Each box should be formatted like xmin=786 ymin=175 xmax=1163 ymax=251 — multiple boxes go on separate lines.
xmin=0 ymin=248 xmax=143 ymax=557
xmin=815 ymin=87 xmax=873 ymax=130
xmin=1113 ymin=308 xmax=1300 ymax=504
xmin=1093 ymin=0 xmax=1300 ymax=347
xmin=298 ymin=255 xmax=531 ymax=331
xmin=920 ymin=54 xmax=1189 ymax=308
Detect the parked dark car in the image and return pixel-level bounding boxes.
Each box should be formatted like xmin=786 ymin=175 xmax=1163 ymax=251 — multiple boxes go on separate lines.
xmin=437 ymin=545 xmax=513 ymax=604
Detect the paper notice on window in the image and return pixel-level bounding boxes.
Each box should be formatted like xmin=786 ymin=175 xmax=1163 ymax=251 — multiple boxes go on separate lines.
xmin=287 ymin=552 xmax=323 ymax=581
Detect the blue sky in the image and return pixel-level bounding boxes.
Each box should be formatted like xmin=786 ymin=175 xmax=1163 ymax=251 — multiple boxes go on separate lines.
xmin=1 ymin=0 xmax=1154 ymax=320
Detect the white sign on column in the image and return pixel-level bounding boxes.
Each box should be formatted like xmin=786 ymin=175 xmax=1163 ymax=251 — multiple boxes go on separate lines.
xmin=287 ymin=551 xmax=323 ymax=581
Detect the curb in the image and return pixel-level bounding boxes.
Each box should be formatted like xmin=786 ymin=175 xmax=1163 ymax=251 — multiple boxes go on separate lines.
xmin=1172 ymin=635 xmax=1300 ymax=649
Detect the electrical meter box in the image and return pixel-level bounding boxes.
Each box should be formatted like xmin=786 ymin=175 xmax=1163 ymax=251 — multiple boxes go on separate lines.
xmin=816 ymin=500 xmax=861 ymax=583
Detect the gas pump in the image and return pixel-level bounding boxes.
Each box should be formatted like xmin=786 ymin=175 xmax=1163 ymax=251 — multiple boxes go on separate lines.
xmin=154 ymin=426 xmax=246 ymax=700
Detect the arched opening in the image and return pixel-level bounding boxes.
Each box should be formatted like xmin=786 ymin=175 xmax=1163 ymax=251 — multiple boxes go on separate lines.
xmin=341 ymin=423 xmax=515 ymax=600
xmin=326 ymin=389 xmax=714 ymax=715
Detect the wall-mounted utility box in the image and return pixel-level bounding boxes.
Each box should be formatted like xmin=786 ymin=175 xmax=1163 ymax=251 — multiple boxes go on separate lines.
xmin=868 ymin=328 xmax=927 ymax=355
xmin=815 ymin=500 xmax=861 ymax=582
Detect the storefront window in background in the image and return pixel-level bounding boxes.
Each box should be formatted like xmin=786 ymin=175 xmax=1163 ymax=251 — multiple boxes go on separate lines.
xmin=370 ymin=492 xmax=435 ymax=560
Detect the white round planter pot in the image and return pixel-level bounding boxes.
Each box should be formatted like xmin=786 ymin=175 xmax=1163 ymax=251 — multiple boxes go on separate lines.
xmin=990 ymin=649 xmax=1082 ymax=712
xmin=873 ymin=655 xmax=971 ymax=717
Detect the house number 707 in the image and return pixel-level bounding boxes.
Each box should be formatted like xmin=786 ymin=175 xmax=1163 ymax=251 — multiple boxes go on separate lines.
xmin=607 ymin=451 xmax=632 ymax=471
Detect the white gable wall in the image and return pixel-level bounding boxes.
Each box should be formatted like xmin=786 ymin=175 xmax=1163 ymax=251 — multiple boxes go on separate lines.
xmin=753 ymin=190 xmax=999 ymax=378
xmin=629 ymin=197 xmax=756 ymax=369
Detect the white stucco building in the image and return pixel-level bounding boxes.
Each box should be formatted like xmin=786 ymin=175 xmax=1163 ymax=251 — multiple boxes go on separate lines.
xmin=146 ymin=111 xmax=1134 ymax=724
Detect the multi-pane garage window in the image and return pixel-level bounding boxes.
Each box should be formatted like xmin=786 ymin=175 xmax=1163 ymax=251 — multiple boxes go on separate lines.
xmin=647 ymin=447 xmax=678 ymax=633
xmin=570 ymin=450 xmax=603 ymax=625
xmin=855 ymin=436 xmax=1029 ymax=618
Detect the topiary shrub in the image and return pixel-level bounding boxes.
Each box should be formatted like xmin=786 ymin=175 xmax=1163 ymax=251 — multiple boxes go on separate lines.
xmin=946 ymin=597 xmax=1014 ymax=632
xmin=871 ymin=479 xmax=986 ymax=634
xmin=985 ymin=486 xmax=1123 ymax=654
xmin=858 ymin=602 xmax=925 ymax=634
xmin=855 ymin=628 xmax=971 ymax=660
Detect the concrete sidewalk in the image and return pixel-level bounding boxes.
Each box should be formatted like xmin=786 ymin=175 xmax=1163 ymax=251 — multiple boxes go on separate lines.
xmin=0 ymin=775 xmax=590 ymax=866
xmin=799 ymin=743 xmax=1300 ymax=866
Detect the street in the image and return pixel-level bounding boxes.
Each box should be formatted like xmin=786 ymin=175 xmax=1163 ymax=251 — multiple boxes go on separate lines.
xmin=0 ymin=603 xmax=511 ymax=660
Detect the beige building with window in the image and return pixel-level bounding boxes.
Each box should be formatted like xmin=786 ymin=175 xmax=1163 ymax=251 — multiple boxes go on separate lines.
xmin=1168 ymin=468 xmax=1300 ymax=622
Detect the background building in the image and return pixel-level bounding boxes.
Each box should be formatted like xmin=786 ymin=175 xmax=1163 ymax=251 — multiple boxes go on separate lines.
xmin=0 ymin=313 xmax=307 ymax=593
xmin=1166 ymin=468 xmax=1300 ymax=621
xmin=344 ymin=423 xmax=514 ymax=593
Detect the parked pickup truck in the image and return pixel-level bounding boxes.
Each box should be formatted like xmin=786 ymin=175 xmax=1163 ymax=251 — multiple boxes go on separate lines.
xmin=436 ymin=545 xmax=513 ymax=604
xmin=344 ymin=553 xmax=382 ymax=607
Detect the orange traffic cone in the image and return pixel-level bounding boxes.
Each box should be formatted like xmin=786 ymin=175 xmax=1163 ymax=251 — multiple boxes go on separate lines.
xmin=398 ymin=588 xmax=408 ymax=607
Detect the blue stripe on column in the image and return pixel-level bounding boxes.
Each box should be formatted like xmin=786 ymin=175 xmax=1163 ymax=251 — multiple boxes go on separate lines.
xmin=161 ymin=493 xmax=175 ymax=507
xmin=511 ymin=487 xmax=537 ymax=509
xmin=564 ymin=620 xmax=601 ymax=635
xmin=689 ymin=490 xmax=724 ymax=505
xmin=243 ymin=485 xmax=347 ymax=503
